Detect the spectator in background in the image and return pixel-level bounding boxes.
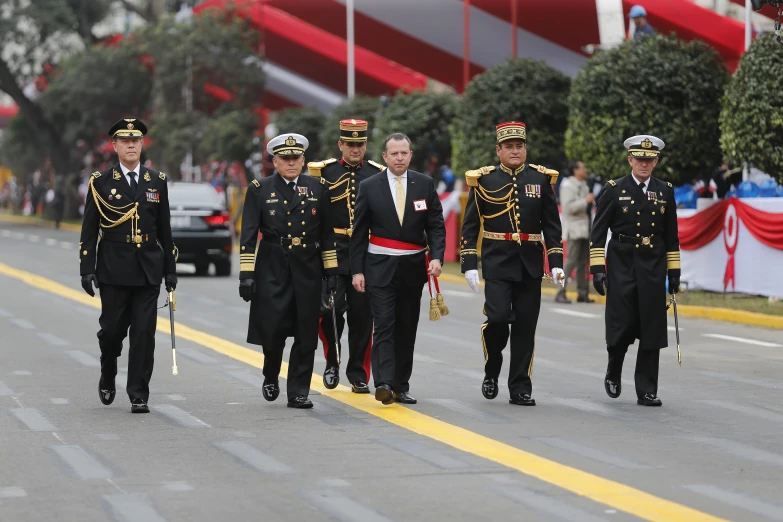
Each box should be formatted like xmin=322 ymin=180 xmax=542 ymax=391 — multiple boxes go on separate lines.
xmin=555 ymin=160 xmax=594 ymax=304
xmin=629 ymin=5 xmax=656 ymax=39
xmin=712 ymin=159 xmax=743 ymax=198
xmin=439 ymin=163 xmax=456 ymax=193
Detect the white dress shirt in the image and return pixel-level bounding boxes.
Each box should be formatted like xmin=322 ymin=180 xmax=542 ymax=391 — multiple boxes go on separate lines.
xmin=387 ymin=170 xmax=408 ymax=208
xmin=367 ymin=170 xmax=425 ymax=256
xmin=119 ymin=162 xmax=141 ymax=187
xmin=631 ymin=173 xmax=649 ymax=194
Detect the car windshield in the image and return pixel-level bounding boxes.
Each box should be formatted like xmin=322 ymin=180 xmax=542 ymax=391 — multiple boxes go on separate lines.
xmin=168 ymin=183 xmax=223 ymax=208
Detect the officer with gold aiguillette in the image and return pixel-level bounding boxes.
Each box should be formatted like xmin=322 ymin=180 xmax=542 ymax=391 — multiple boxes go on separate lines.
xmin=307 ymin=119 xmax=385 ymax=394
xmin=460 ymin=121 xmax=564 ymax=407
xmin=238 ymin=133 xmax=339 ymax=409
xmin=590 ymin=135 xmax=680 ymax=407
xmin=79 ymin=117 xmax=178 ymax=414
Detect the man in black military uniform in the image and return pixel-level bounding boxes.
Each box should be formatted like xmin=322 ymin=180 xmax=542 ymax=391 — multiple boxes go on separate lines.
xmin=238 ymin=133 xmax=339 ymax=409
xmin=79 ymin=117 xmax=178 ymax=414
xmin=350 ymin=133 xmax=447 ymax=405
xmin=307 ymin=119 xmax=385 ymax=394
xmin=460 ymin=121 xmax=565 ymax=406
xmin=590 ymin=135 xmax=680 ymax=407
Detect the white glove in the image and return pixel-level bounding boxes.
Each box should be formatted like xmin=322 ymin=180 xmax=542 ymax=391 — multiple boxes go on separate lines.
xmin=465 ymin=269 xmax=481 ymax=293
xmin=551 ymin=268 xmax=565 ymax=288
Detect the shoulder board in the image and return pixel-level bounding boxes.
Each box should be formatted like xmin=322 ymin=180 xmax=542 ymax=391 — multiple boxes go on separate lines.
xmin=608 ymin=180 xmax=617 ymax=186
xmin=667 ymin=182 xmax=673 ymax=188
xmin=251 ymin=179 xmax=260 ymax=188
xmin=159 ymin=172 xmax=166 ymax=180
xmin=367 ymin=160 xmax=386 ymax=172
xmin=91 ymin=171 xmax=101 ymax=178
xmin=465 ymin=166 xmax=496 ymax=187
xmin=307 ymin=158 xmax=336 ymax=177
xmin=530 ymin=164 xmax=559 ymax=185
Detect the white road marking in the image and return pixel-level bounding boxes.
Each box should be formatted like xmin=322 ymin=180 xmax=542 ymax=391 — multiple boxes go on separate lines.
xmin=0 ymin=229 xmax=10 ymax=237
xmin=28 ymin=234 xmax=40 ymax=242
xmin=702 ymin=333 xmax=781 ymax=348
xmin=45 ymin=238 xmax=58 ymax=246
xmin=60 ymin=241 xmax=73 ymax=249
xmin=51 ymin=398 xmax=70 ymax=405
xmin=10 ymin=318 xmax=36 ymax=330
xmin=0 ymin=487 xmax=27 ymax=498
xmin=13 ymin=370 xmax=32 ymax=376
xmin=551 ymin=308 xmax=601 ymax=319
xmin=440 ymin=289 xmax=476 ymax=297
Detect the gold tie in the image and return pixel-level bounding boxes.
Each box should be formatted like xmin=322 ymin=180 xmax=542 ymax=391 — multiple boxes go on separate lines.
xmin=395 ymin=176 xmax=405 ymax=224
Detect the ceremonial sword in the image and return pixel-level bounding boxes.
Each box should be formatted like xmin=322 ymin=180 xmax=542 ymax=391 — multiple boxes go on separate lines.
xmin=169 ymin=290 xmax=179 ymax=375
xmin=668 ymin=293 xmax=682 ymax=366
xmin=329 ymin=289 xmax=341 ymax=365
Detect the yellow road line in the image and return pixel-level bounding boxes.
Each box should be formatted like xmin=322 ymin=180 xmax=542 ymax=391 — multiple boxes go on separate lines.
xmin=439 ymin=273 xmax=783 ymax=330
xmin=0 ymin=261 xmax=729 ymax=522
xmin=0 ymin=213 xmax=81 ymax=232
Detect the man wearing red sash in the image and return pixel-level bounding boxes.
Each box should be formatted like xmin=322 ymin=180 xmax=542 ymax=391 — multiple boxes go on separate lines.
xmin=350 ymin=133 xmax=447 ymax=405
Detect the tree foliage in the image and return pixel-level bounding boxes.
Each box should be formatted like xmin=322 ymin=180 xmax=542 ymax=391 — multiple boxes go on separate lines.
xmin=720 ymin=34 xmax=783 ymax=182
xmin=450 ymin=58 xmax=571 ymax=176
xmin=566 ymin=35 xmax=728 ymax=184
xmin=273 ymin=107 xmax=327 ymax=162
xmin=373 ymin=91 xmax=457 ymax=172
xmin=319 ymin=95 xmax=381 ymax=160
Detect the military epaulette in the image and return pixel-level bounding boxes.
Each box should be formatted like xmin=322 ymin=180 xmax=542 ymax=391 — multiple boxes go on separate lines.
xmin=307 ymin=158 xmax=337 ymax=177
xmin=159 ymin=172 xmax=166 ymax=180
xmin=251 ymin=179 xmax=261 ymax=188
xmin=465 ymin=166 xmax=496 ymax=187
xmin=91 ymin=171 xmax=101 ymax=179
xmin=608 ymin=180 xmax=617 ymax=186
xmin=367 ymin=160 xmax=386 ymax=172
xmin=530 ymin=164 xmax=559 ymax=185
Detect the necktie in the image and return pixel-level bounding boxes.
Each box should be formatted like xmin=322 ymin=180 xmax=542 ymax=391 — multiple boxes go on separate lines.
xmin=640 ymin=182 xmax=646 ymax=194
xmin=128 ymin=171 xmax=138 ymax=193
xmin=395 ymin=177 xmax=405 ymax=224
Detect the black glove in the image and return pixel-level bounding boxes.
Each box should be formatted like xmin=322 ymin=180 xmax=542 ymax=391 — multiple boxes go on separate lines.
xmin=592 ymin=272 xmax=606 ymax=296
xmin=165 ymin=273 xmax=178 ymax=292
xmin=239 ymin=279 xmax=255 ymax=302
xmin=81 ymin=274 xmax=99 ymax=297
xmin=327 ymin=275 xmax=339 ymax=294
xmin=668 ymin=274 xmax=681 ymax=294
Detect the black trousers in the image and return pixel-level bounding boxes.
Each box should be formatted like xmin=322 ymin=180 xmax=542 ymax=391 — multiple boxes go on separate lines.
xmin=607 ymin=345 xmax=660 ymax=398
xmin=482 ymin=276 xmax=542 ymax=396
xmin=319 ymin=274 xmax=374 ymax=383
xmin=367 ymin=271 xmax=423 ymax=393
xmin=97 ymin=284 xmax=160 ymax=403
xmin=261 ymin=302 xmax=317 ymax=400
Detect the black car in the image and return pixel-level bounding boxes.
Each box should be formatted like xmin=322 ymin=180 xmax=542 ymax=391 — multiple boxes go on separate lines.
xmin=168 ymin=182 xmax=233 ymax=276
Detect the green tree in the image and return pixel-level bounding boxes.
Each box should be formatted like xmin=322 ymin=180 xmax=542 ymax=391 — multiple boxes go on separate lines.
xmin=566 ymin=35 xmax=729 ymax=184
xmin=319 ymin=96 xmax=380 ymax=159
xmin=450 ymin=58 xmax=571 ymax=176
xmin=720 ymin=34 xmax=783 ymax=182
xmin=273 ymin=107 xmax=327 ymax=162
xmin=373 ymin=90 xmax=457 ymax=172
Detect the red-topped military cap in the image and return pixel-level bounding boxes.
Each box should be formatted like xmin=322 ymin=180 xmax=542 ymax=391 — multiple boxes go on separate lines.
xmin=495 ymin=121 xmax=526 ymax=143
xmin=340 ymin=119 xmax=368 ymax=142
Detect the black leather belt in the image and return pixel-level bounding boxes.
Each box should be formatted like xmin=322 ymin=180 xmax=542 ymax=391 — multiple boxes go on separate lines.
xmin=263 ymin=236 xmax=320 ymax=248
xmin=616 ymin=233 xmax=654 ymax=246
xmin=101 ymin=231 xmax=157 ymax=244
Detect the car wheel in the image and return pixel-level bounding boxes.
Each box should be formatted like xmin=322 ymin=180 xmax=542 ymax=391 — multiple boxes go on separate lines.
xmin=194 ymin=262 xmax=210 ymax=276
xmin=215 ymin=260 xmax=232 ymax=277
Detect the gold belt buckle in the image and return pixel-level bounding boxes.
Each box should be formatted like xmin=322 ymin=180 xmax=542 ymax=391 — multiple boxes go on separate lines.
xmin=291 ymin=237 xmax=302 ymax=246
xmin=511 ymin=232 xmax=520 ymax=241
xmin=641 ymin=236 xmax=650 ymax=246
xmin=133 ymin=235 xmax=142 ymax=244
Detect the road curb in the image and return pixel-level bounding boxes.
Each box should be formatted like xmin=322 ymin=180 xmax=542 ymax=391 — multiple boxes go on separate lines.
xmin=438 ymin=273 xmax=783 ymax=330
xmin=0 ymin=213 xmax=81 ymax=232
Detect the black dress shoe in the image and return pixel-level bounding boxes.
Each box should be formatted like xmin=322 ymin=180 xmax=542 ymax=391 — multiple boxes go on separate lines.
xmin=131 ymin=399 xmax=149 ymax=414
xmin=482 ymin=377 xmax=499 ymax=400
xmin=262 ymin=379 xmax=280 ymax=402
xmin=554 ymin=293 xmax=572 ymax=304
xmin=394 ymin=391 xmax=417 ymax=404
xmin=605 ymin=377 xmax=621 ymax=398
xmin=287 ymin=396 xmax=313 ymax=409
xmin=637 ymin=394 xmax=662 ymax=406
xmin=351 ymin=381 xmax=370 ymax=394
xmin=98 ymin=375 xmax=116 ymax=405
xmin=577 ymin=295 xmax=595 ymax=303
xmin=323 ymin=366 xmax=339 ymax=390
xmin=509 ymin=393 xmax=536 ymax=406
xmin=375 ymin=384 xmax=393 ymax=405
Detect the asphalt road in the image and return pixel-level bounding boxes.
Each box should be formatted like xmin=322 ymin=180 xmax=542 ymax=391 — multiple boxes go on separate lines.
xmin=1 ymin=220 xmax=783 ymax=522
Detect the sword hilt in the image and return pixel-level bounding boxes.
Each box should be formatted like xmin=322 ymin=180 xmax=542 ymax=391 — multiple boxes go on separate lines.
xmin=169 ymin=291 xmax=176 ymax=311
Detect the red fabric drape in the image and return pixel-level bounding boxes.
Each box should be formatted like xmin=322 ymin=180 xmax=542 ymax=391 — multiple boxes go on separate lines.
xmin=677 ymin=199 xmax=783 ymax=251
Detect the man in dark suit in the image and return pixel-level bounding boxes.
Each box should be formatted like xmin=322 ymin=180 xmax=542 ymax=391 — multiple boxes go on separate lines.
xmin=350 ymin=133 xmax=447 ymax=405
xmin=238 ymin=133 xmax=339 ymax=409
xmin=307 ymin=119 xmax=386 ymax=394
xmin=460 ymin=121 xmax=564 ymax=406
xmin=79 ymin=117 xmax=178 ymax=414
xmin=590 ymin=135 xmax=680 ymax=407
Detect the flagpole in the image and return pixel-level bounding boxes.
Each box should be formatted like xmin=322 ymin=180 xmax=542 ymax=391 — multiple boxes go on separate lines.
xmin=745 ymin=0 xmax=752 ymax=50
xmin=347 ymin=0 xmax=356 ymax=98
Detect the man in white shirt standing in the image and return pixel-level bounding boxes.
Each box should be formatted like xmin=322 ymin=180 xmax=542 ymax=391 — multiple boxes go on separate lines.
xmin=556 ymin=160 xmax=595 ymax=304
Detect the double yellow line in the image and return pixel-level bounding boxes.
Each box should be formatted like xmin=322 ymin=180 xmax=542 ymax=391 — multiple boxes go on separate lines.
xmin=0 ymin=261 xmax=728 ymax=522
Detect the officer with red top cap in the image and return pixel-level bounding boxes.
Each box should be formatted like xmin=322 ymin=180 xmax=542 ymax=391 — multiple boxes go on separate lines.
xmin=307 ymin=119 xmax=386 ymax=394
xmin=460 ymin=121 xmax=564 ymax=406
